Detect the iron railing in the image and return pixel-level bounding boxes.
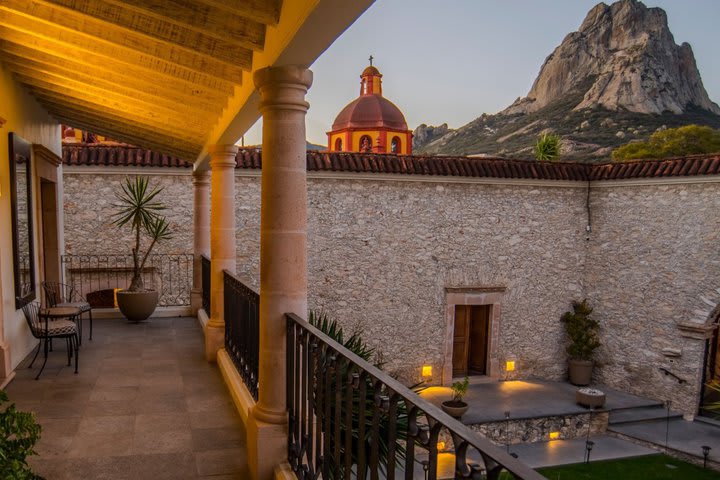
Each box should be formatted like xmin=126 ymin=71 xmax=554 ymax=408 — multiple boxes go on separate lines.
xmin=286 ymin=313 xmax=545 ymax=480
xmin=224 ymin=270 xmax=259 ymax=401
xmin=201 ymin=254 xmax=211 ymax=316
xmin=61 ymin=254 xmax=193 ymax=307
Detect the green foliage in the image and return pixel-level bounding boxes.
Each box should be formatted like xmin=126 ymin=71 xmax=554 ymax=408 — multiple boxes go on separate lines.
xmin=561 ymin=299 xmax=600 ymax=361
xmin=612 ymin=124 xmax=720 ymax=161
xmin=538 ymin=454 xmax=718 ymax=480
xmin=534 ymin=133 xmax=561 ymax=161
xmin=112 ymin=176 xmax=172 ymax=291
xmin=450 ymin=376 xmax=469 ymax=403
xmin=0 ymin=390 xmax=44 ymax=480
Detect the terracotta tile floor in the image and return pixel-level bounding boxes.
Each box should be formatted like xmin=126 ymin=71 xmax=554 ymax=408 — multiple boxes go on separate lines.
xmin=4 ymin=316 xmax=248 ymax=479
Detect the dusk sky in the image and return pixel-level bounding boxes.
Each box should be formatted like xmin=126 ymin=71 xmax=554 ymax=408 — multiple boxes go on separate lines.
xmin=244 ymin=0 xmax=720 ymax=146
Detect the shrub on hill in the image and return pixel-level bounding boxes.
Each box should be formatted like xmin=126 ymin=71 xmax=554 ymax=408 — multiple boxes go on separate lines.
xmin=612 ymin=124 xmax=720 ymax=161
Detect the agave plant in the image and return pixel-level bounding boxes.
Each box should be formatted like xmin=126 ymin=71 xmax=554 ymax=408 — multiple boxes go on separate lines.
xmin=112 ymin=177 xmax=172 ymax=292
xmin=534 ymin=133 xmax=561 ymax=161
xmin=308 ymin=311 xmax=426 ymax=479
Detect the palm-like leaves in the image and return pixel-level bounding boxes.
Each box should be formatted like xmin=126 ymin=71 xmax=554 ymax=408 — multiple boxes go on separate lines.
xmin=112 ymin=177 xmax=171 ymax=291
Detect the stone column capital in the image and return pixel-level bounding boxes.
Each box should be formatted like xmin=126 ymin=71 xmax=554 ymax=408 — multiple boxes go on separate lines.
xmin=254 ymin=65 xmax=313 ymax=113
xmin=192 ymin=169 xmax=211 ymax=185
xmin=209 ymin=144 xmax=239 ymax=169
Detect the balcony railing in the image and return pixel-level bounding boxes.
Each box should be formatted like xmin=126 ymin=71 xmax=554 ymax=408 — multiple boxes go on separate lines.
xmin=286 ymin=313 xmax=545 ymax=480
xmin=61 ymin=254 xmax=193 ymax=307
xmin=224 ymin=270 xmax=259 ymax=401
xmin=201 ymin=254 xmax=211 ymax=316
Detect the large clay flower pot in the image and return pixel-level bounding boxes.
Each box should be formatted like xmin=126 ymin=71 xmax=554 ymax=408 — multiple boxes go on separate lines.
xmin=116 ymin=290 xmax=158 ymax=322
xmin=441 ymin=400 xmax=469 ymax=419
xmin=568 ymin=359 xmax=593 ymax=386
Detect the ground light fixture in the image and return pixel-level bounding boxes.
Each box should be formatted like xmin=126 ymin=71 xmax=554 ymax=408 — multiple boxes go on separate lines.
xmin=702 ymin=445 xmax=711 ymax=468
xmin=422 ymin=364 xmax=432 ymax=378
xmin=549 ymin=431 xmax=560 ymax=440
xmin=585 ymin=440 xmax=595 ymax=464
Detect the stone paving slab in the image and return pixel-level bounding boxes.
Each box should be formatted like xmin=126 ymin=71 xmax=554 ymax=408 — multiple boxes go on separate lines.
xmin=4 ymin=317 xmax=248 ymax=479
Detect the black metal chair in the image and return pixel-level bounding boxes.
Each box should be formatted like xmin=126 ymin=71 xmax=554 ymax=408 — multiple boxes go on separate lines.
xmin=19 ymin=300 xmax=79 ymax=380
xmin=42 ymin=281 xmax=93 ymax=342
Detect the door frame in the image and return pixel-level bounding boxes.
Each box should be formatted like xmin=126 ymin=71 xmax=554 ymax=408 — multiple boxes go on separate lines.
xmin=443 ymin=286 xmax=505 ymax=385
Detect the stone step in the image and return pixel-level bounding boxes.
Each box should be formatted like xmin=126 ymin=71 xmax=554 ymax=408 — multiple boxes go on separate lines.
xmin=696 ymin=415 xmax=720 ymax=428
xmin=609 ymin=406 xmax=683 ymax=425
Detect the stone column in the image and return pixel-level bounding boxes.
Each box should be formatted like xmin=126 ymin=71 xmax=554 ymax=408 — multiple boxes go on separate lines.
xmin=247 ymin=65 xmax=313 ymax=480
xmin=190 ymin=169 xmax=210 ymax=315
xmin=206 ymin=144 xmax=238 ymax=361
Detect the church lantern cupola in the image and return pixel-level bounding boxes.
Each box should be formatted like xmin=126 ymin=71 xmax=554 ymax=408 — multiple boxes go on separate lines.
xmin=327 ymin=58 xmax=413 ymax=154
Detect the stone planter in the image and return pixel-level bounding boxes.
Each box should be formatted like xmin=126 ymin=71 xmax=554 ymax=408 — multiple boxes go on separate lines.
xmin=576 ymin=387 xmax=606 ymax=408
xmin=441 ymin=400 xmax=469 ymax=419
xmin=568 ymin=359 xmax=593 ymax=386
xmin=116 ymin=290 xmax=158 ymax=322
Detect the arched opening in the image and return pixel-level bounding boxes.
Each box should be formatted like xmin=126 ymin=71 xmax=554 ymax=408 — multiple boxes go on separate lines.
xmin=334 ymin=137 xmax=342 ymax=151
xmin=359 ymin=135 xmax=372 ymax=153
xmin=391 ymin=136 xmax=401 ymax=153
xmin=701 ymin=304 xmax=720 ymax=416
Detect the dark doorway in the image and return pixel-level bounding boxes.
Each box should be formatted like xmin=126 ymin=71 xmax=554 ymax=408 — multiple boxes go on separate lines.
xmin=452 ymin=305 xmax=490 ymax=377
xmin=701 ymin=309 xmax=720 ymax=417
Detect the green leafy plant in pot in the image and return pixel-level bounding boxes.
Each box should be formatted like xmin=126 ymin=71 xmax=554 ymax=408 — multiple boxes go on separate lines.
xmin=441 ymin=376 xmax=469 ymax=418
xmin=561 ymin=299 xmax=600 ymax=386
xmin=1 ymin=390 xmax=44 ymax=479
xmin=112 ymin=176 xmax=171 ymax=321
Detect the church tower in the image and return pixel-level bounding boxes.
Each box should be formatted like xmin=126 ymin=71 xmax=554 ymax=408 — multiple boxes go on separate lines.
xmin=327 ymin=59 xmax=413 ymax=154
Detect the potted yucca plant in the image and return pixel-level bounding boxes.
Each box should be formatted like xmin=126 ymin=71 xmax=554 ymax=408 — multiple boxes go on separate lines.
xmin=112 ymin=176 xmax=171 ymax=321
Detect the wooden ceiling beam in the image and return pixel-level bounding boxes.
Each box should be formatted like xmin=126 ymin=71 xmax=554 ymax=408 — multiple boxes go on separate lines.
xmin=198 ymin=0 xmax=281 ymax=26
xmin=0 ymin=32 xmax=235 ymax=96
xmin=53 ymin=114 xmax=196 ymax=160
xmin=30 ymin=90 xmax=204 ymax=145
xmin=23 ymin=81 xmax=207 ymax=134
xmin=33 ymin=0 xmax=264 ymax=58
xmin=1 ymin=54 xmax=221 ymax=119
xmin=97 ymin=0 xmax=267 ymax=50
xmin=0 ymin=40 xmax=227 ymax=105
xmin=0 ymin=5 xmax=248 ymax=83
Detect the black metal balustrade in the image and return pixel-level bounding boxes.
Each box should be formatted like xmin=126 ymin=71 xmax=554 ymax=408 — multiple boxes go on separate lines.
xmin=201 ymin=255 xmax=211 ymax=316
xmin=286 ymin=313 xmax=545 ymax=480
xmin=61 ymin=254 xmax=193 ymax=307
xmin=223 ymin=270 xmax=259 ymax=401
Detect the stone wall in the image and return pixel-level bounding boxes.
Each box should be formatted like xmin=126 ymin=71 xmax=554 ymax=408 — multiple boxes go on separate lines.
xmin=586 ymin=181 xmax=720 ymax=416
xmin=62 ymin=167 xmax=720 ymax=416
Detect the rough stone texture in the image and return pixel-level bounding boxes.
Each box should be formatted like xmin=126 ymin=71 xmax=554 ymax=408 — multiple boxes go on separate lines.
xmin=504 ymin=0 xmax=720 ymax=115
xmin=468 ymin=411 xmax=608 ymax=445
xmin=586 ymin=182 xmax=720 ymax=416
xmin=62 ymin=169 xmax=720 ymax=417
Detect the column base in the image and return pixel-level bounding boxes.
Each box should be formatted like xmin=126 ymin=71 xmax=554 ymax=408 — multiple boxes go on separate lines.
xmin=190 ymin=288 xmax=202 ymax=315
xmin=247 ymin=412 xmax=288 ymax=480
xmin=204 ymin=322 xmax=224 ymax=362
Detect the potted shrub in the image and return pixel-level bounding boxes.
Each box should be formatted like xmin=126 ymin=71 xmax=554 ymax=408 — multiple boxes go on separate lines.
xmin=112 ymin=177 xmax=171 ymax=321
xmin=441 ymin=376 xmax=469 ymax=418
xmin=561 ymin=299 xmax=600 ymax=386
xmin=0 ymin=390 xmax=44 ymax=479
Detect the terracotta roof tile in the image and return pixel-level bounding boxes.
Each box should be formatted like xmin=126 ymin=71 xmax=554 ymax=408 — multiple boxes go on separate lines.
xmin=63 ymin=144 xmax=720 ymax=182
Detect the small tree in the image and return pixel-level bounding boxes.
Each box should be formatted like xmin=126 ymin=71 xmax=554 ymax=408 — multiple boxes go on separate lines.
xmin=450 ymin=376 xmax=469 ymax=403
xmin=612 ymin=124 xmax=720 ymax=161
xmin=0 ymin=390 xmax=44 ymax=480
xmin=561 ymin=299 xmax=600 ymax=361
xmin=112 ymin=177 xmax=172 ymax=292
xmin=534 ymin=133 xmax=561 ymax=161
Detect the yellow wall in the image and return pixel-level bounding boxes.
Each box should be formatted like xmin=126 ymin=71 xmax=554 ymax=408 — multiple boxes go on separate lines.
xmin=330 ymin=130 xmax=410 ymax=154
xmin=328 ymin=133 xmax=345 ymax=151
xmin=0 ymin=62 xmax=61 ymax=378
xmin=351 ymin=130 xmax=379 ymax=151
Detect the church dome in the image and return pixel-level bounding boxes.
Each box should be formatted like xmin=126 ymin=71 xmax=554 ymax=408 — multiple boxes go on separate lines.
xmin=331 ymin=95 xmax=409 ymax=130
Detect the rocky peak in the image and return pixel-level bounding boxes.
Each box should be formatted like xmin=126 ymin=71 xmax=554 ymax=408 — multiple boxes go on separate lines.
xmin=504 ymin=0 xmax=719 ymax=116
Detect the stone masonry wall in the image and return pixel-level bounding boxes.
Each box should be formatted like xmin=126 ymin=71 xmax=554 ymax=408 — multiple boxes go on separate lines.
xmin=586 ymin=182 xmax=720 ymax=417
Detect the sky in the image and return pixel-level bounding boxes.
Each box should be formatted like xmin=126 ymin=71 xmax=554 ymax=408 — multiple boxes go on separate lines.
xmin=243 ymin=0 xmax=720 ymax=146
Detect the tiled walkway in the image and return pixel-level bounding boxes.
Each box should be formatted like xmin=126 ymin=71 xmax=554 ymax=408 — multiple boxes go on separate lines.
xmin=4 ymin=316 xmax=248 ymax=479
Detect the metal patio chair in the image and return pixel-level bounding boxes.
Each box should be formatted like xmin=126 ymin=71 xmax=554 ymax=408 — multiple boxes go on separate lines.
xmin=19 ymin=300 xmax=79 ymax=380
xmin=42 ymin=281 xmax=93 ymax=342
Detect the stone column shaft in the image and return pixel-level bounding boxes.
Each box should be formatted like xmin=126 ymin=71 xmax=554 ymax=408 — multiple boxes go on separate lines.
xmin=206 ymin=144 xmax=238 ymax=361
xmin=191 ymin=170 xmax=210 ymax=314
xmin=248 ymin=65 xmax=313 ymax=480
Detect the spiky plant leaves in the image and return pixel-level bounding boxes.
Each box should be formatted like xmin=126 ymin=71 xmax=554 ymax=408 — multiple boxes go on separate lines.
xmin=534 ymin=133 xmax=561 ymax=161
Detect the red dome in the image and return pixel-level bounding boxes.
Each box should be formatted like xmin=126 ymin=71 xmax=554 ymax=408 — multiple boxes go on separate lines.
xmin=361 ymin=65 xmax=380 ymax=76
xmin=331 ymin=95 xmax=408 ymax=130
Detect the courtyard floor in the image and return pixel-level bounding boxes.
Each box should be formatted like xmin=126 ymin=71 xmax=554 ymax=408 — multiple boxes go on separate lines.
xmin=3 ymin=316 xmax=248 ymax=480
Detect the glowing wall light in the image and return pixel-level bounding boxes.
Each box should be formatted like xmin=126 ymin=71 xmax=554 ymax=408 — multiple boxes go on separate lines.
xmin=505 ymin=360 xmax=516 ymax=372
xmin=437 ymin=441 xmax=446 ymax=451
xmin=549 ymin=431 xmax=560 ymax=441
xmin=422 ymin=365 xmax=433 ymax=377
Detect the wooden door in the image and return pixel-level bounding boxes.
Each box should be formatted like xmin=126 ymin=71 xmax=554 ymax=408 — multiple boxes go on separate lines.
xmin=468 ymin=305 xmax=489 ymax=374
xmin=452 ymin=305 xmax=470 ymax=377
